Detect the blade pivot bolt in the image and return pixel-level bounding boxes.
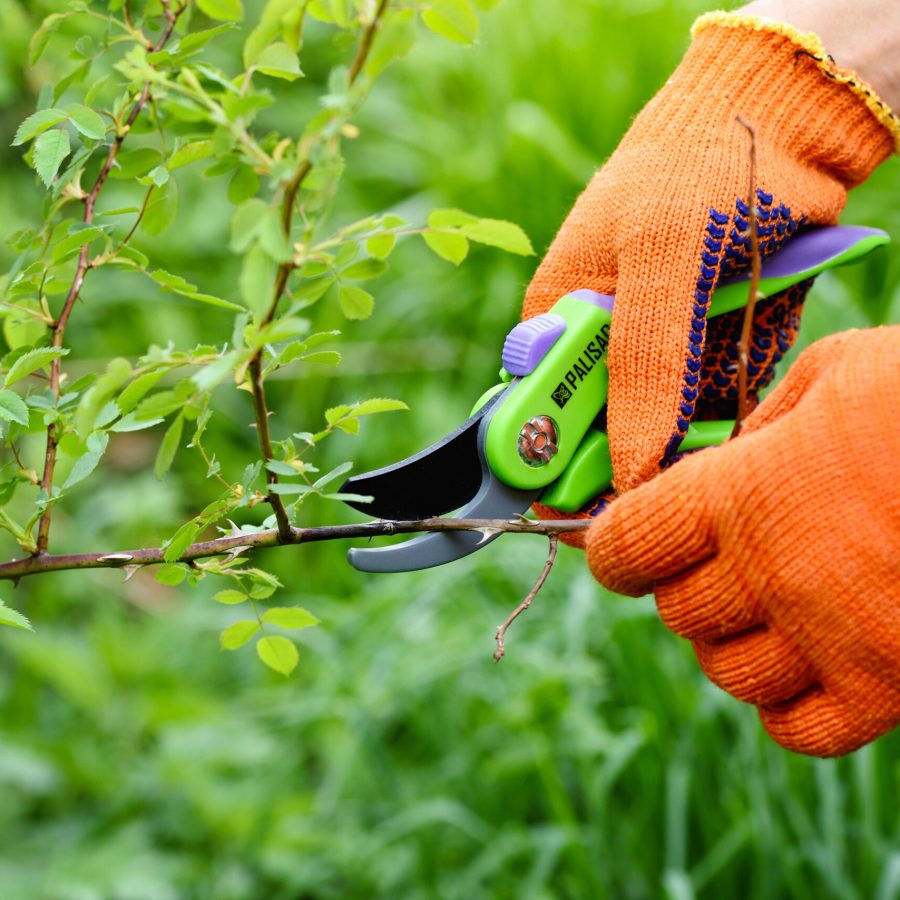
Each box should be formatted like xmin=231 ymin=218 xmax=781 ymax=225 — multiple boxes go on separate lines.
xmin=518 ymin=415 xmax=559 ymax=467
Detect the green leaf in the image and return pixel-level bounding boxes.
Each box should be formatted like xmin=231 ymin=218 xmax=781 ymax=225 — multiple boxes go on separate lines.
xmin=12 ymin=108 xmax=67 ymax=145
xmin=169 ymin=139 xmax=215 ymax=171
xmin=312 ymin=460 xmax=352 ymax=489
xmin=109 ymin=147 xmax=162 ymax=180
xmin=422 ymin=0 xmax=479 ymax=44
xmin=228 ymin=165 xmax=259 ymax=204
xmin=240 ymin=245 xmax=278 ymax=320
xmin=366 ymin=233 xmax=396 ymax=260
xmin=117 ymin=371 xmax=166 ymax=415
xmin=0 ymin=391 xmax=29 ymax=426
xmin=30 ymin=12 xmax=70 ymax=65
xmin=197 ymin=0 xmax=244 ymax=21
xmin=461 ymin=218 xmax=534 ymax=255
xmin=0 ymin=601 xmax=33 ymax=632
xmin=220 ymin=620 xmax=260 ymax=650
xmin=67 ymin=104 xmax=107 ymax=140
xmin=214 ymin=589 xmax=248 ymax=605
xmin=154 ymin=414 xmax=184 ymax=480
xmin=4 ymin=347 xmax=68 ymax=388
xmin=51 ymin=225 xmax=105 ymax=263
xmin=428 ymin=208 xmax=478 ymax=229
xmin=255 ymin=42 xmax=303 ymax=81
xmin=142 ymin=177 xmax=179 ymax=235
xmin=343 ymin=258 xmax=387 ymax=281
xmin=265 ymin=460 xmax=300 ymax=476
xmin=262 ymin=607 xmax=320 ymax=630
xmin=164 ymin=521 xmax=201 ymax=562
xmin=62 ymin=431 xmax=109 ymax=490
xmin=338 ymin=285 xmax=374 ymax=320
xmin=33 ymin=129 xmax=71 ymax=187
xmin=155 ymin=565 xmax=187 ymax=586
xmin=257 ymin=635 xmax=298 ymax=675
xmin=350 ymin=398 xmax=409 ymax=417
xmin=423 ymin=231 xmax=468 ymax=265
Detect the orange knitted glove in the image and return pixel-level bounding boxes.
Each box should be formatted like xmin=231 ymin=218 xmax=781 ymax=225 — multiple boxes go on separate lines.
xmin=587 ymin=327 xmax=900 ymax=757
xmin=525 ymin=12 xmax=899 ymax=504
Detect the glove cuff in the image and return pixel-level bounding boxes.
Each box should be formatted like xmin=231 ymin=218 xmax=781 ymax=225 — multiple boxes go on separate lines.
xmin=692 ymin=11 xmax=900 ymax=162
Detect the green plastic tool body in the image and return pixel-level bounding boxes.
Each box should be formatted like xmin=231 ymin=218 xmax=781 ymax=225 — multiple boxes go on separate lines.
xmin=483 ymin=292 xmax=613 ymax=491
xmin=477 ymin=227 xmax=887 ymax=512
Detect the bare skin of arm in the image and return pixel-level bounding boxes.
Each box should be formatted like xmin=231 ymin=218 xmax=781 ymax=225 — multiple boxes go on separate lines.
xmin=742 ymin=0 xmax=900 ymax=111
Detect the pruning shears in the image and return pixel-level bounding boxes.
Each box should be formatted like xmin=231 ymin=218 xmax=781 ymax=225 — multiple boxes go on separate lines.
xmin=340 ymin=225 xmax=889 ymax=573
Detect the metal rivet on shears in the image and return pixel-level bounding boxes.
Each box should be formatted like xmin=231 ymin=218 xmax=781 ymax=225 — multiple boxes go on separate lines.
xmin=517 ymin=415 xmax=560 ymax=467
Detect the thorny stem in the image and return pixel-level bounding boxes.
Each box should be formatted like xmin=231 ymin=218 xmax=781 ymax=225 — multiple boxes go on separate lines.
xmin=493 ymin=534 xmax=559 ymax=663
xmin=0 ymin=518 xmax=588 ymax=582
xmin=33 ymin=3 xmax=184 ymax=556
xmin=248 ymin=0 xmax=391 ymax=540
xmin=732 ymin=115 xmax=761 ymax=439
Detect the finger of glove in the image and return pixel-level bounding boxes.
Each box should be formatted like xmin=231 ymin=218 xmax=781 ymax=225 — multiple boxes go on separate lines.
xmin=606 ymin=213 xmax=718 ymax=492
xmin=693 ymin=624 xmax=815 ymax=706
xmin=586 ymin=448 xmax=720 ymax=597
xmin=740 ymin=330 xmax=855 ymax=435
xmin=654 ymin=555 xmax=762 ymax=641
xmin=522 ymin=174 xmax=616 ymax=321
xmin=759 ymin=679 xmax=900 ymax=758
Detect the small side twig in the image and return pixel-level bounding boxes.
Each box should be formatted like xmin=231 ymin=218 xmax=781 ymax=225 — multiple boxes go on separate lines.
xmin=493 ymin=533 xmax=559 ymax=663
xmin=732 ymin=114 xmax=761 ymax=439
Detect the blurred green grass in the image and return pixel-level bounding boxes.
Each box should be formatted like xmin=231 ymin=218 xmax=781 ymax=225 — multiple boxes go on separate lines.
xmin=1 ymin=1 xmax=899 ymax=898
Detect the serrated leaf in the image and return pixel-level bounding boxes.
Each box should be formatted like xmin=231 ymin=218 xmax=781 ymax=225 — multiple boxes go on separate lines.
xmin=214 ymin=589 xmax=248 ymax=605
xmin=428 ymin=208 xmax=478 ymax=229
xmin=461 ymin=218 xmax=534 ymax=255
xmin=62 ymin=431 xmax=108 ymax=490
xmin=343 ymin=258 xmax=387 ymax=281
xmin=422 ymin=0 xmax=479 ymax=44
xmin=423 ymin=231 xmax=468 ymax=265
xmin=117 ymin=371 xmax=166 ymax=415
xmin=67 ymin=104 xmax=107 ymax=140
xmin=265 ymin=460 xmax=300 ymax=476
xmin=338 ymin=285 xmax=374 ymax=320
xmin=164 ymin=521 xmax=201 ymax=562
xmin=0 ymin=391 xmax=29 ymax=426
xmin=197 ymin=0 xmax=244 ymax=22
xmin=4 ymin=347 xmax=68 ymax=388
xmin=155 ymin=565 xmax=187 ymax=585
xmin=12 ymin=108 xmax=67 ymax=145
xmin=366 ymin=233 xmax=396 ymax=260
xmin=313 ymin=461 xmax=353 ymax=490
xmin=154 ymin=414 xmax=183 ymax=480
xmin=256 ymin=635 xmax=298 ymax=675
xmin=0 ymin=601 xmax=33 ymax=632
xmin=33 ymin=129 xmax=71 ymax=187
xmin=351 ymin=398 xmax=409 ymax=417
xmin=220 ymin=620 xmax=260 ymax=650
xmin=51 ymin=225 xmax=105 ymax=263
xmin=262 ymin=607 xmax=320 ymax=630
xmin=255 ymin=42 xmax=303 ymax=81
xmin=142 ymin=177 xmax=179 ymax=235
xmin=169 ymin=139 xmax=215 ymax=170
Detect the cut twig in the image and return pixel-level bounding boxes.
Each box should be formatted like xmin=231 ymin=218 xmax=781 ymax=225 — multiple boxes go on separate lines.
xmin=493 ymin=534 xmax=559 ymax=663
xmin=732 ymin=115 xmax=762 ymax=438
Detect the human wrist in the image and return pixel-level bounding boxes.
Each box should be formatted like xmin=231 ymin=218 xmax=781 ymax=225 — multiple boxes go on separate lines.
xmin=740 ymin=0 xmax=900 ymax=112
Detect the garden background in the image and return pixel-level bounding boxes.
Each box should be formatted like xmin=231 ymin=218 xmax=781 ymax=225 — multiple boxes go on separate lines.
xmin=1 ymin=0 xmax=899 ymax=897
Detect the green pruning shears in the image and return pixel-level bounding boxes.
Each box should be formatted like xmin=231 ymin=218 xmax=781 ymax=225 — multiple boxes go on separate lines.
xmin=340 ymin=225 xmax=889 ymax=572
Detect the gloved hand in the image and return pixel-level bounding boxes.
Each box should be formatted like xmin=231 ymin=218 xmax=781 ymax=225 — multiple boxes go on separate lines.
xmin=586 ymin=327 xmax=900 ymax=757
xmin=525 ymin=11 xmax=898 ymax=501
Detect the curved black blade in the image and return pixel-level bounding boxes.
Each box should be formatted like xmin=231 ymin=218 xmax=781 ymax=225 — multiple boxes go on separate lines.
xmin=347 ymin=473 xmax=539 ymax=573
xmin=341 ymin=391 xmax=504 ymax=520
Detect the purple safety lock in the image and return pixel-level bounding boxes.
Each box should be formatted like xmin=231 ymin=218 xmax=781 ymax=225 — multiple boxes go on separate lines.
xmin=501 ymin=289 xmax=616 ymax=376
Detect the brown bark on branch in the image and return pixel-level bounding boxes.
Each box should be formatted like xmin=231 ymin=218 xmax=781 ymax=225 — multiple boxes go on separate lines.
xmin=0 ymin=518 xmax=590 ymax=582
xmin=248 ymin=0 xmax=391 ymax=542
xmin=34 ymin=3 xmax=184 ymax=555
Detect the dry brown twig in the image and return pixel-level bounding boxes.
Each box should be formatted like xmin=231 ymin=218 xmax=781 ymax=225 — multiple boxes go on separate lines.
xmin=493 ymin=534 xmax=559 ymax=663
xmin=732 ymin=115 xmax=762 ymax=438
